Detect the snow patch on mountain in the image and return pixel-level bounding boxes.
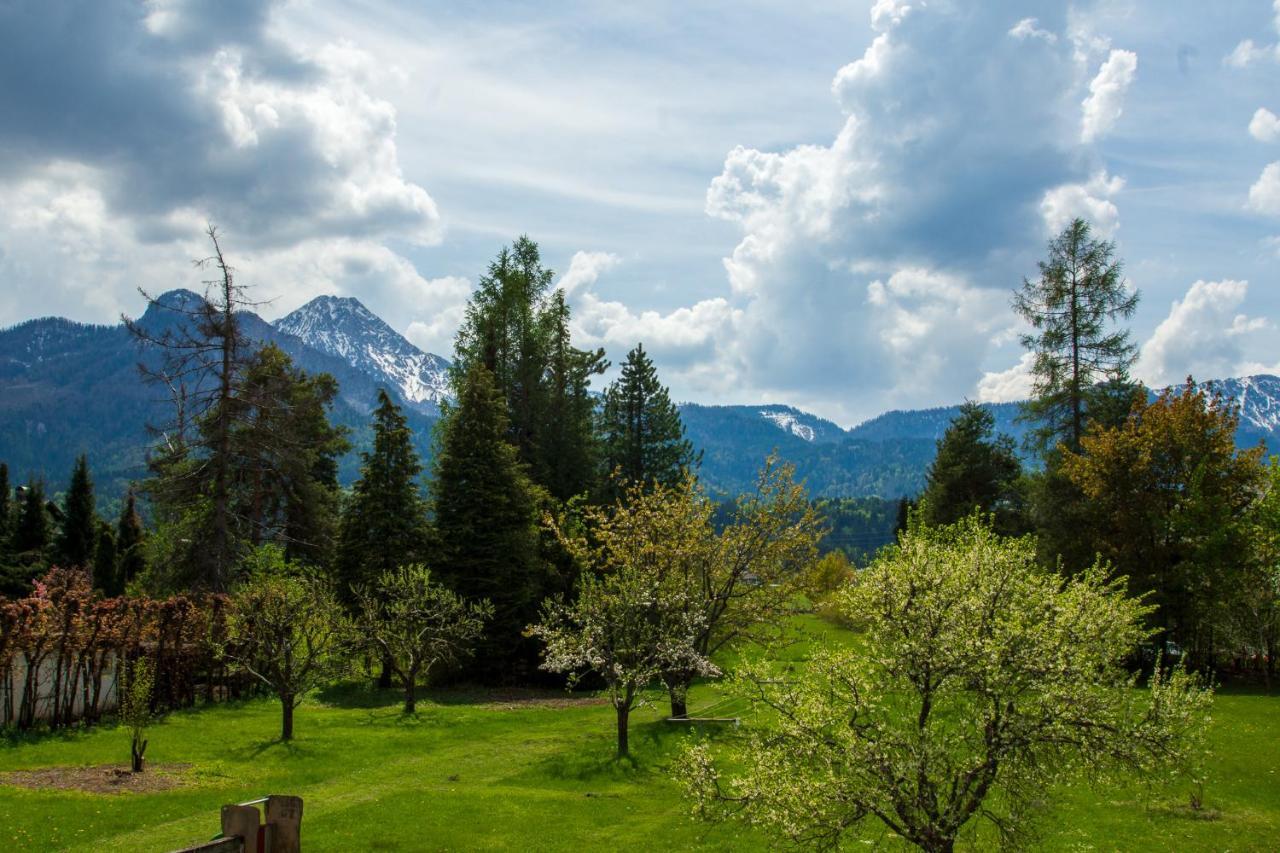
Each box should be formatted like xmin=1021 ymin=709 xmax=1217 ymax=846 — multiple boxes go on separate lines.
xmin=274 ymin=296 xmax=452 ymax=410
xmin=1214 ymin=374 xmax=1280 ymax=434
xmin=760 ymin=409 xmax=817 ymax=442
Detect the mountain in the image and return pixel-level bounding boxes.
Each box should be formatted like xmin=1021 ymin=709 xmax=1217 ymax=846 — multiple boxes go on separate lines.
xmin=0 ymin=291 xmax=441 ymax=509
xmin=1 ymin=291 xmax=1275 ymax=506
xmin=273 ymin=296 xmax=450 ymax=414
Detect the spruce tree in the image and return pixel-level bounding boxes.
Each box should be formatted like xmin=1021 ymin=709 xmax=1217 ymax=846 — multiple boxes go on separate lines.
xmin=540 ymin=290 xmax=607 ymax=501
xmin=13 ymin=480 xmax=50 ymax=559
xmin=116 ymin=488 xmax=147 ymax=589
xmin=95 ymin=523 xmax=120 ymax=596
xmin=599 ymin=343 xmax=698 ymax=501
xmin=335 ymin=390 xmax=432 ymax=601
xmin=56 ymin=454 xmax=98 ymax=571
xmin=919 ymin=403 xmax=1024 ymax=534
xmin=433 ymin=362 xmax=546 ymax=681
xmin=0 ymin=462 xmax=11 ymax=555
xmin=1013 ymin=218 xmax=1139 ymax=455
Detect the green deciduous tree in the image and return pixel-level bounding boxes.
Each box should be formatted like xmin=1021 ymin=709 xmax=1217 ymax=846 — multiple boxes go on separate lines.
xmin=56 ymin=455 xmax=97 ymax=572
xmin=598 ymin=343 xmax=698 ymax=501
xmin=531 ymin=549 xmax=714 ymax=758
xmin=119 ymin=657 xmax=154 ymax=773
xmin=1014 ymin=218 xmax=1139 ymax=455
xmin=1060 ymin=379 xmax=1268 ymax=665
xmin=919 ymin=402 xmax=1024 ymax=534
xmin=355 ymin=564 xmax=492 ymax=713
xmin=681 ymin=516 xmax=1212 ymax=852
xmin=221 ymin=547 xmax=350 ymax=741
xmin=433 ymin=362 xmax=548 ymax=681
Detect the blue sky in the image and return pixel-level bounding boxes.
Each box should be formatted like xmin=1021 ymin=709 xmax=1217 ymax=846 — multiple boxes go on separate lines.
xmin=2 ymin=0 xmax=1279 ymax=425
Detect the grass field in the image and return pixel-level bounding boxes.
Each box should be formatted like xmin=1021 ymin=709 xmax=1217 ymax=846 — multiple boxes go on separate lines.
xmin=2 ymin=617 xmax=1278 ymax=851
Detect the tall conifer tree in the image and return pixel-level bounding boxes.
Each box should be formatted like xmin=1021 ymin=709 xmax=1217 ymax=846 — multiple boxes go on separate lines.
xmin=56 ymin=454 xmax=97 ymax=571
xmin=598 ymin=343 xmax=697 ymax=501
xmin=95 ymin=523 xmax=120 ymax=596
xmin=335 ymin=390 xmax=432 ymax=600
xmin=13 ymin=480 xmax=50 ymax=559
xmin=1013 ymin=218 xmax=1139 ymax=455
xmin=433 ymin=362 xmax=546 ymax=681
xmin=0 ymin=463 xmax=11 ymax=555
xmin=116 ymin=489 xmax=147 ymax=589
xmin=919 ymin=403 xmax=1024 ymax=534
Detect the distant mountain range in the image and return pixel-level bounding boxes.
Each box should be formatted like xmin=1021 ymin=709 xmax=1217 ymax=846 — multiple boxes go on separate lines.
xmin=1 ymin=290 xmax=1275 ymax=505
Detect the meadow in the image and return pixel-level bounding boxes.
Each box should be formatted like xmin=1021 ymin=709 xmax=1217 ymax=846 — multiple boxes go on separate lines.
xmin=2 ymin=617 xmax=1277 ymax=851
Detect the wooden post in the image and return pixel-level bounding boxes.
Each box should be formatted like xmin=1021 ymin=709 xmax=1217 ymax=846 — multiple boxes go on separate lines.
xmin=264 ymin=795 xmax=303 ymax=853
xmin=221 ymin=805 xmax=261 ymax=853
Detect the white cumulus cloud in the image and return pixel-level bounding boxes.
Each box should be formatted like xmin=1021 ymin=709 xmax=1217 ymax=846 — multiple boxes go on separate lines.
xmin=1249 ymin=162 xmax=1280 ymax=213
xmin=1009 ymin=18 xmax=1057 ymax=44
xmin=1081 ymin=49 xmax=1138 ymax=143
xmin=1040 ymin=171 xmax=1125 ymax=237
xmin=1250 ymin=107 xmax=1280 ymax=142
xmin=1137 ymin=279 xmax=1272 ymax=386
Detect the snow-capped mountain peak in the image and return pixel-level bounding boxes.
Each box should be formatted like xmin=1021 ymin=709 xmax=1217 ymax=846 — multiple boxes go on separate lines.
xmin=273 ymin=295 xmax=451 ymax=410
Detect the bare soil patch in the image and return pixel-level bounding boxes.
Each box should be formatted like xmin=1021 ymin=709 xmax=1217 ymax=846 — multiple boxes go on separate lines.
xmin=0 ymin=763 xmax=193 ymax=795
xmin=449 ymin=687 xmax=608 ymax=710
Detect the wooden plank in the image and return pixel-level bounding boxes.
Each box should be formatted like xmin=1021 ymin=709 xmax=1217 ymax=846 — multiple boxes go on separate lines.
xmin=221 ymin=804 xmax=261 ymax=853
xmin=264 ymin=794 xmax=304 ymax=853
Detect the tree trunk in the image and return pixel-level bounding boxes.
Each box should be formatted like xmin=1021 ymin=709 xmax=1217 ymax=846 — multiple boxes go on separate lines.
xmin=616 ymin=704 xmax=630 ymax=758
xmin=404 ymin=668 xmax=417 ymax=714
xmin=667 ymin=679 xmax=689 ymax=719
xmin=377 ymin=655 xmax=393 ymax=689
xmin=281 ymin=695 xmax=295 ymax=741
xmin=131 ymin=734 xmax=147 ymax=773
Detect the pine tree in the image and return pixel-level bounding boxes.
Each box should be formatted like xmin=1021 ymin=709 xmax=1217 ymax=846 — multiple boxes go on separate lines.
xmin=95 ymin=523 xmax=120 ymax=596
xmin=56 ymin=454 xmax=98 ymax=571
xmin=335 ymin=390 xmax=432 ymax=602
xmin=599 ymin=343 xmax=698 ymax=501
xmin=919 ymin=403 xmax=1024 ymax=534
xmin=116 ymin=488 xmax=147 ymax=589
xmin=433 ymin=362 xmax=547 ymax=681
xmin=1014 ymin=218 xmax=1139 ymax=455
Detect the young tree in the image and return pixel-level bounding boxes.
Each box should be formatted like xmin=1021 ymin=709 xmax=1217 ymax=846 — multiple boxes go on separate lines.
xmin=355 ymin=564 xmax=492 ymax=713
xmin=659 ymin=463 xmax=825 ymax=718
xmin=1060 ymin=380 xmax=1268 ymax=665
xmin=127 ymin=225 xmax=253 ymax=591
xmin=115 ymin=489 xmax=146 ymax=590
xmin=433 ymin=361 xmax=548 ymax=681
xmin=598 ymin=343 xmax=698 ymax=501
xmin=681 ymin=516 xmax=1212 ymax=852
xmin=119 ymin=657 xmax=154 ymax=773
xmin=56 ymin=455 xmax=98 ymax=572
xmin=919 ymin=402 xmax=1024 ymax=533
xmin=335 ymin=391 xmax=432 ymax=602
xmin=531 ymin=554 xmax=714 ymax=758
xmin=1014 ymin=218 xmax=1139 ymax=455
xmin=222 ymin=548 xmax=350 ymax=741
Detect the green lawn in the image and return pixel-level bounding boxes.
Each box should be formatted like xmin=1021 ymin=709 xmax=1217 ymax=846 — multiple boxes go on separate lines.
xmin=2 ymin=620 xmax=1278 ymax=851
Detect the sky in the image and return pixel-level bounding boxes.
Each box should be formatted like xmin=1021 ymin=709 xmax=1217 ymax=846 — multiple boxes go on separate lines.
xmin=2 ymin=0 xmax=1279 ymax=426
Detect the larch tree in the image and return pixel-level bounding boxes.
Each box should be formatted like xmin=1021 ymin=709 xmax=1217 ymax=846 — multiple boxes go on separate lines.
xmin=56 ymin=454 xmax=98 ymax=572
xmin=681 ymin=515 xmax=1213 ymax=853
xmin=598 ymin=343 xmax=698 ymax=501
xmin=432 ymin=361 xmax=548 ymax=681
xmin=127 ymin=225 xmax=253 ymax=591
xmin=1013 ymin=217 xmax=1139 ymax=456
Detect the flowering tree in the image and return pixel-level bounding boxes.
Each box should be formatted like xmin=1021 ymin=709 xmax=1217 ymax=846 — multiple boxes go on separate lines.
xmin=532 ymin=492 xmax=717 ymax=757
xmin=222 ymin=550 xmax=349 ymax=741
xmin=355 ymin=564 xmax=492 ymax=713
xmin=680 ymin=516 xmax=1213 ymax=852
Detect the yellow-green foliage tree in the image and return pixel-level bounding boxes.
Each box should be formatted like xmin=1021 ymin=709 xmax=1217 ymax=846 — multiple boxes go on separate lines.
xmin=1060 ymin=379 xmax=1268 ymax=665
xmin=681 ymin=516 xmax=1212 ymax=853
